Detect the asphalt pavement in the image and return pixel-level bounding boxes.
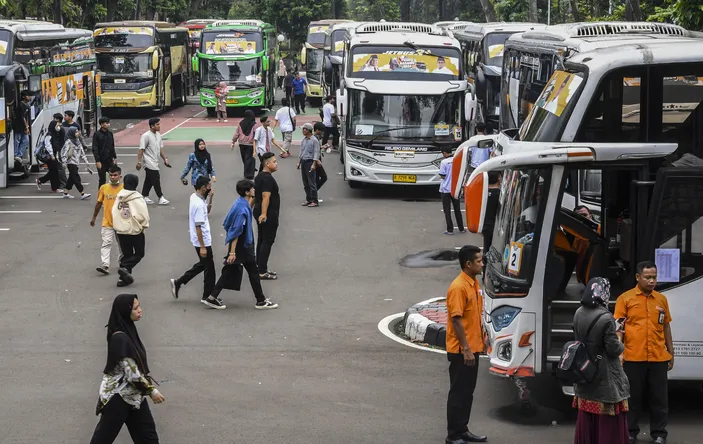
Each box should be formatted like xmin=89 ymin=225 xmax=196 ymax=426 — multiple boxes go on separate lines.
xmin=1 ymin=97 xmax=702 ymax=443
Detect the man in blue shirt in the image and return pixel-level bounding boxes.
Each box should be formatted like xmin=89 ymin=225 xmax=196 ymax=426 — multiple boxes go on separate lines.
xmin=470 ymin=122 xmax=491 ymax=169
xmin=291 ymin=72 xmax=308 ymax=114
xmin=439 ymin=146 xmax=465 ymax=235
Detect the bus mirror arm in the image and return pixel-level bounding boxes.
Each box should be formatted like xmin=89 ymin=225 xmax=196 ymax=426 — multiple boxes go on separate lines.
xmin=555 ymin=54 xmax=566 ymax=71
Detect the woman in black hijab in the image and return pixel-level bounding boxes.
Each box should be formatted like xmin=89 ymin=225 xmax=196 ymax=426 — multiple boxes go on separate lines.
xmin=90 ymin=294 xmax=165 ymax=444
xmin=180 ymin=138 xmax=216 ymax=185
xmin=231 ymin=109 xmax=260 ymax=179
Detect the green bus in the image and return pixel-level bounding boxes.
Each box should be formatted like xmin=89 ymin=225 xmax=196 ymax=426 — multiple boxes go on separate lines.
xmin=195 ymin=20 xmax=281 ymax=115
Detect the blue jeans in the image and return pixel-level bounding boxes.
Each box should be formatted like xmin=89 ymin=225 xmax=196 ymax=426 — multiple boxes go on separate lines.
xmin=14 ymin=132 xmax=28 ymax=158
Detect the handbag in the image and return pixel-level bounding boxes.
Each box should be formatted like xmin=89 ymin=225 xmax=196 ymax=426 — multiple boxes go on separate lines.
xmin=556 ymin=312 xmax=607 ymax=385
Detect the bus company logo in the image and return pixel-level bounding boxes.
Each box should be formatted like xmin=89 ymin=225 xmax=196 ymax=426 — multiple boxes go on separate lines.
xmin=382 ymin=146 xmax=428 ymax=151
xmin=383 ymin=49 xmax=431 ymax=56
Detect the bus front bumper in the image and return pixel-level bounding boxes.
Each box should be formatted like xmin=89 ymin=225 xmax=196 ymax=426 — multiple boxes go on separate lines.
xmin=344 ymin=158 xmax=442 ymax=185
xmin=307 ymin=84 xmax=323 ymax=98
xmin=200 ymin=88 xmax=265 ymax=108
xmin=101 ymin=90 xmax=156 ymax=108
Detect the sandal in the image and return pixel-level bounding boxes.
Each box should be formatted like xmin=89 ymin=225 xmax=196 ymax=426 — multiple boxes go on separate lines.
xmin=259 ymin=272 xmax=277 ymax=280
xmin=267 ymin=270 xmax=277 ymax=276
xmin=302 ymin=201 xmax=311 ymax=206
xmin=307 ymin=202 xmax=319 ymax=208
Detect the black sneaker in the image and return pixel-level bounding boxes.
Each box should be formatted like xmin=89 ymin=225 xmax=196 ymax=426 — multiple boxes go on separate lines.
xmin=201 ymin=296 xmax=226 ymax=310
xmin=118 ymin=268 xmax=134 ymax=285
xmin=170 ymin=279 xmax=181 ymax=299
xmin=117 ymin=279 xmax=128 ymax=287
xmin=96 ymin=266 xmax=109 ymax=275
xmin=255 ymin=299 xmax=278 ymax=310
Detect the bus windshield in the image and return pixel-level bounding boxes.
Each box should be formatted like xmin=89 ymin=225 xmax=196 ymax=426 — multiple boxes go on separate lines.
xmin=201 ymin=31 xmax=262 ymax=54
xmin=331 ymin=30 xmax=346 ymax=56
xmin=307 ymin=48 xmax=324 ymax=72
xmin=307 ymin=25 xmax=329 ymax=46
xmin=519 ymin=70 xmax=585 ymax=142
xmin=485 ymin=32 xmax=512 ymax=67
xmin=0 ymin=30 xmax=11 ymax=65
xmin=200 ymin=58 xmax=261 ymax=88
xmin=490 ymin=168 xmax=550 ymax=280
xmin=94 ymin=27 xmax=155 ymax=48
xmin=97 ymin=53 xmax=151 ymax=75
xmin=350 ymin=45 xmax=461 ymax=80
xmin=348 ymin=91 xmax=462 ymax=140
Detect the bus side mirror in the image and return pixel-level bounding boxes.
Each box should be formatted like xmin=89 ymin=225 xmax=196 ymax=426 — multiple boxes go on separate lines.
xmin=336 ymin=88 xmax=347 ymax=117
xmin=152 ymin=51 xmax=160 ymax=70
xmin=465 ymin=171 xmax=488 ymax=233
xmin=324 ymin=56 xmax=333 ymax=80
xmin=476 ymin=69 xmax=487 ymax=103
xmin=465 ymin=85 xmax=477 ymax=122
xmin=192 ymin=56 xmax=198 ymax=73
xmin=477 ymin=139 xmax=494 ymax=149
xmin=262 ymin=56 xmax=270 ymax=72
xmin=300 ymin=47 xmax=307 ymax=65
xmin=451 ymin=143 xmax=469 ymax=200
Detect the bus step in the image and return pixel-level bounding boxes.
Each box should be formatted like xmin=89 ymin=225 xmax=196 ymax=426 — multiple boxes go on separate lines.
xmin=547 ymin=348 xmax=563 ymax=362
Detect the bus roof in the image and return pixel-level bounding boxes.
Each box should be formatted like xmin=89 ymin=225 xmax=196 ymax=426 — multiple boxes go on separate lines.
xmin=354 ymin=22 xmax=447 ymax=36
xmin=454 ymin=22 xmax=543 ymax=40
xmin=309 ymin=19 xmax=353 ymax=26
xmin=0 ymin=20 xmax=92 ymax=41
xmin=182 ymin=19 xmax=219 ymax=25
xmin=350 ymin=29 xmax=459 ymax=48
xmin=205 ymin=20 xmax=273 ymax=31
xmin=434 ymin=21 xmax=474 ymax=31
xmin=329 ymin=21 xmax=363 ymax=32
xmin=94 ymin=20 xmax=184 ymax=30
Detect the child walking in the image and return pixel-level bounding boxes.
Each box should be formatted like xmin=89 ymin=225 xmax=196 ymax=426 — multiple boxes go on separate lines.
xmin=216 ymin=81 xmax=228 ymax=122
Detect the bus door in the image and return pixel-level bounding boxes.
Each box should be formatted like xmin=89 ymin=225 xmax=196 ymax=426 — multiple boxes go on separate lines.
xmin=643 ymin=167 xmax=703 ymax=379
xmin=82 ymin=74 xmax=99 ymax=137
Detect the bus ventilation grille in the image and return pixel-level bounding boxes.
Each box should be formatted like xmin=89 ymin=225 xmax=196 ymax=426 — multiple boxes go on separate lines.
xmin=356 ymin=22 xmax=442 ymax=35
xmin=575 ymin=23 xmax=686 ymax=37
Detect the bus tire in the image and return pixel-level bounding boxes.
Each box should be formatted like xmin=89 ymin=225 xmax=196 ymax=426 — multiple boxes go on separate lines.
xmin=206 ymin=107 xmax=216 ymax=118
xmin=340 ymin=149 xmax=344 ymax=164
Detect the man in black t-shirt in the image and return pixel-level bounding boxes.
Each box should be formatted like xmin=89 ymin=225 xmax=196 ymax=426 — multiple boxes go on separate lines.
xmin=254 ymin=152 xmax=281 ymax=280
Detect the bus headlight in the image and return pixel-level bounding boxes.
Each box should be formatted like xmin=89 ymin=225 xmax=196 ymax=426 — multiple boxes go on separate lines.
xmin=349 ymin=151 xmax=377 ymax=166
xmin=202 ymin=91 xmax=215 ymax=99
xmin=137 ymin=86 xmax=153 ymax=94
xmin=431 ymin=158 xmax=444 ymax=168
xmin=247 ymin=90 xmax=263 ymax=98
xmin=497 ymin=341 xmax=512 ymax=361
xmin=490 ymin=306 xmax=521 ymax=332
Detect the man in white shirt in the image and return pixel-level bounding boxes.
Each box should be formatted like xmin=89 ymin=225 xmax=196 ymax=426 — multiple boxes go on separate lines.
xmin=432 ymin=57 xmax=454 ymax=75
xmin=362 ymin=55 xmax=380 ymax=71
xmin=273 ymin=98 xmax=295 ymax=157
xmin=170 ymin=176 xmax=224 ymax=309
xmin=321 ymin=95 xmax=339 ymax=153
xmin=253 ymin=115 xmax=284 ymax=167
xmin=136 ymin=117 xmax=170 ymax=205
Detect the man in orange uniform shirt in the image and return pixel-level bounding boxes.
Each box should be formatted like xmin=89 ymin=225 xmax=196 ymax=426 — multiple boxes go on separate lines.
xmin=445 ymin=245 xmax=487 ymax=443
xmin=615 ymin=261 xmax=674 ymax=444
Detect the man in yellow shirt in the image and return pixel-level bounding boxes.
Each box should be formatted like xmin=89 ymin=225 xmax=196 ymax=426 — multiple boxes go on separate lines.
xmin=614 ymin=261 xmax=674 ymax=444
xmin=90 ymin=165 xmax=124 ymax=275
xmin=445 ymin=245 xmax=487 ymax=443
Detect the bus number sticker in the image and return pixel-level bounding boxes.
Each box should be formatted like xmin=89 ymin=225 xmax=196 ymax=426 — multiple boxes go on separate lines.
xmin=508 ymin=242 xmax=523 ymax=276
xmin=355 ymin=124 xmax=374 ymax=136
xmin=114 ymin=57 xmax=124 ymax=64
xmin=434 ymin=123 xmax=450 ymax=136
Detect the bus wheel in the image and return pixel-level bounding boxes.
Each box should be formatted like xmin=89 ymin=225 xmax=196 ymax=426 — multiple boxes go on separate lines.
xmin=206 ymin=107 xmax=216 ymax=118
xmin=339 ymin=149 xmax=344 ymax=164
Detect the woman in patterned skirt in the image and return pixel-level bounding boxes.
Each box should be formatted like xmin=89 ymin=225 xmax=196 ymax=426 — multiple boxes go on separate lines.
xmin=89 ymin=294 xmax=165 ymax=443
xmin=572 ymin=277 xmax=630 ymax=444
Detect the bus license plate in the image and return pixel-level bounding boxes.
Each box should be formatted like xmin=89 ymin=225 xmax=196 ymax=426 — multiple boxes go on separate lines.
xmin=394 ymin=150 xmax=415 ymax=159
xmin=113 ymin=103 xmax=128 ymax=107
xmin=393 ymin=174 xmax=416 ymax=183
xmin=226 ymin=99 xmax=239 ymax=104
xmin=114 ymin=79 xmax=126 ymax=84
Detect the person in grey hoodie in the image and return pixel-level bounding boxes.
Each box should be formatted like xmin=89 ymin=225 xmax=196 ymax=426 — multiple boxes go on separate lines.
xmin=60 ymin=126 xmax=93 ymax=199
xmin=572 ymin=277 xmax=630 ymax=444
xmin=112 ymin=174 xmax=150 ymax=288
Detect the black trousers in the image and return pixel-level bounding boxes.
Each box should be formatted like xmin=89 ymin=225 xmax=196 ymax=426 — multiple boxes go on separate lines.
xmin=322 ymin=126 xmax=340 ymax=148
xmin=239 ymin=144 xmax=256 ymax=179
xmin=212 ymin=245 xmax=265 ymax=303
xmin=142 ymin=168 xmax=163 ymax=199
xmin=97 ymin=159 xmax=114 ymax=188
xmin=301 ymin=159 xmax=318 ymax=203
xmin=89 ymin=395 xmax=159 ymax=444
xmin=285 ymin=88 xmax=293 ymax=104
xmin=178 ymin=246 xmax=216 ymax=299
xmin=624 ymin=361 xmax=669 ymax=439
xmin=117 ymin=233 xmax=145 ymax=273
xmin=58 ymin=162 xmax=67 ymax=188
xmin=65 ymin=164 xmax=84 ymax=193
xmin=446 ymin=352 xmax=480 ymax=440
xmin=294 ymin=93 xmax=306 ymax=113
xmin=441 ymin=193 xmax=465 ymax=232
xmin=256 ymin=217 xmax=279 ymax=274
xmin=38 ymin=158 xmax=61 ymax=190
xmin=316 ymin=164 xmax=327 ymax=190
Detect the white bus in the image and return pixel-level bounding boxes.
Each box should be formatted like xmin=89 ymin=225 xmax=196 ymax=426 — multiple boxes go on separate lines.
xmin=463 ymin=38 xmax=703 ymax=386
xmin=337 ymin=22 xmax=468 ymax=187
xmin=0 ymin=20 xmax=100 ymax=186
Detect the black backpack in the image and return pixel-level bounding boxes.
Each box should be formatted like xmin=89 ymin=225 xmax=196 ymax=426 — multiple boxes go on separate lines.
xmin=556 ymin=312 xmax=607 ymax=385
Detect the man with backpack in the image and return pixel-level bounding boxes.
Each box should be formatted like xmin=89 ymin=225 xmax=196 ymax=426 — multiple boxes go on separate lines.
xmin=274 ymin=98 xmax=295 ymax=158
xmin=112 ymin=173 xmax=150 ymax=287
xmin=92 ymin=116 xmax=117 ymax=188
xmin=35 ymin=133 xmax=61 ymax=192
xmin=444 ymin=245 xmax=487 ymax=444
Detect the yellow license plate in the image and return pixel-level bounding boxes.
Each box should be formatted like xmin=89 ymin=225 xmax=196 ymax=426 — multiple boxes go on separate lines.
xmin=226 ymin=99 xmax=239 ymax=104
xmin=393 ymin=174 xmax=417 ymax=183
xmin=113 ymin=103 xmax=128 ymax=107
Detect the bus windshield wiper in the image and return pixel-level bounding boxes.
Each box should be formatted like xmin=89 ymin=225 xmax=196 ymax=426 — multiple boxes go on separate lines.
xmin=403 ymin=41 xmax=441 ymax=58
xmin=365 ymin=126 xmax=418 ymax=148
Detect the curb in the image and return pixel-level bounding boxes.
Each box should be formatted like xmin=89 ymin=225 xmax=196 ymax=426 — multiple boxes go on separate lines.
xmin=402 ymin=297 xmax=447 ymax=349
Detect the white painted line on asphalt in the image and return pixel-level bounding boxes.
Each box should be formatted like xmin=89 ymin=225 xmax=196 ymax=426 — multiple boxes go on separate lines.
xmin=0 ymin=210 xmax=42 ymax=213
xmin=17 ymin=182 xmax=93 ymax=186
xmin=30 ymin=171 xmax=93 ymax=175
xmin=441 ymin=209 xmax=466 ymax=212
xmin=1 ymin=195 xmax=63 ymax=199
xmin=377 ymin=313 xmax=446 ymax=355
xmin=195 ymin=109 xmax=206 ymax=117
xmin=88 ymin=153 xmax=138 ymax=157
xmin=0 ymin=228 xmax=10 ymax=231
xmin=162 ymin=117 xmax=193 ymax=137
xmin=117 ymin=146 xmax=141 ymax=149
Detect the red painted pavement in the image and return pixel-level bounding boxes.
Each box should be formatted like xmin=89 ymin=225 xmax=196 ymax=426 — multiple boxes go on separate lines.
xmin=418 ymin=301 xmax=448 ymax=326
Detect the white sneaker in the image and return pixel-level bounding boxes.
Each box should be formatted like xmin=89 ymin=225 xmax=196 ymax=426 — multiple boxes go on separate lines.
xmin=63 ymin=193 xmax=74 ymax=199
xmin=144 ymin=197 xmax=155 ymax=205
xmin=36 ymin=179 xmax=42 ymax=190
xmin=223 ymin=119 xmax=228 ymax=123
xmin=158 ymin=197 xmax=170 ymax=205
xmin=81 ymin=193 xmax=91 ymax=200
xmin=326 ymin=147 xmax=332 ymax=154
